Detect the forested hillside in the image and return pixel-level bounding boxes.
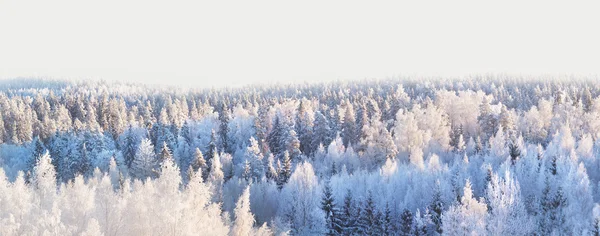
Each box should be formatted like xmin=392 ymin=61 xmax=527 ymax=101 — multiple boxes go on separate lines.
xmin=1 ymin=76 xmax=600 ymax=235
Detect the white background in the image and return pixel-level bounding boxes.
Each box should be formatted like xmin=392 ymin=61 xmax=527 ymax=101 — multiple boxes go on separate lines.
xmin=1 ymin=0 xmax=599 ymax=87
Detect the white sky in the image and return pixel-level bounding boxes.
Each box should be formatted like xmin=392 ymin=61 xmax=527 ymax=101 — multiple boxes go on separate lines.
xmin=1 ymin=0 xmax=599 ymax=88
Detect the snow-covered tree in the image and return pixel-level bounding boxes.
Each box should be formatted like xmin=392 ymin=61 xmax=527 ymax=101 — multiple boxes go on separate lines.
xmin=208 ymin=151 xmax=224 ymax=202
xmin=341 ymin=103 xmax=357 ymax=148
xmin=312 ymin=111 xmax=333 ymax=156
xmin=131 ymin=138 xmax=157 ymax=179
xmin=32 ymin=151 xmax=57 ymax=209
xmin=231 ymin=187 xmax=256 ymax=236
xmin=279 ymin=162 xmax=324 ymax=234
xmin=321 ymin=180 xmax=342 ymax=235
xmin=277 ymin=151 xmax=292 ymax=189
xmin=486 ymin=171 xmax=534 ymax=235
xmin=442 ymin=180 xmax=487 ymax=235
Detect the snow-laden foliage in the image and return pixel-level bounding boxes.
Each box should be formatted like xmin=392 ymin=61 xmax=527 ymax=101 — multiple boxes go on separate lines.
xmin=2 ymin=76 xmax=600 ymax=234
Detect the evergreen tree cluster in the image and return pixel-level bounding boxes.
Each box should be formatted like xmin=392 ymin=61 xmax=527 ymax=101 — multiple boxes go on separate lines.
xmin=0 ymin=77 xmax=600 ymax=234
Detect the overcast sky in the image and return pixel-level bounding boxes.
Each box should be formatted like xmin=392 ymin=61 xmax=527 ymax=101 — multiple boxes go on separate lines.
xmin=1 ymin=0 xmax=599 ymax=88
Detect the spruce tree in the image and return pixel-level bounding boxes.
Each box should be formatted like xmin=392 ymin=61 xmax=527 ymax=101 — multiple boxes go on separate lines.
xmin=159 ymin=141 xmax=172 ymax=164
xmin=286 ymin=129 xmax=302 ymax=162
xmin=218 ymin=102 xmax=231 ymax=153
xmin=383 ymin=203 xmax=394 ymax=235
xmin=358 ymin=192 xmax=378 ymax=235
xmin=242 ymin=159 xmax=252 ymax=182
xmin=475 ymin=136 xmax=483 ymax=154
xmin=206 ymin=129 xmax=218 ymax=173
xmin=190 ymin=148 xmax=208 ymax=180
xmin=411 ymin=210 xmax=427 ymax=236
xmin=131 ymin=138 xmax=157 ymax=179
xmin=399 ymin=208 xmax=413 ymax=236
xmin=311 ymin=111 xmax=333 ymax=156
xmin=178 ymin=121 xmax=194 ymax=171
xmin=340 ymin=189 xmax=357 ymax=235
xmin=74 ymin=142 xmax=91 ymax=177
xmin=478 ymin=96 xmax=497 ymax=140
xmin=583 ymin=87 xmax=593 ymax=112
xmin=180 ymin=121 xmax=193 ymax=146
xmin=28 ymin=136 xmax=47 ymax=173
xmin=429 ymin=185 xmax=444 ymax=234
xmin=355 ymin=102 xmax=368 ymax=144
xmin=593 ymin=217 xmax=600 ymax=236
xmin=321 ymin=180 xmax=342 ymax=235
xmin=341 ymin=104 xmax=357 ymax=148
xmin=509 ymin=138 xmax=521 ymax=165
xmin=277 ymin=151 xmax=292 ymax=189
xmin=267 ymin=115 xmax=287 ymax=156
xmin=295 ymin=100 xmax=313 ymax=155
xmin=231 ymin=187 xmax=255 ymax=236
xmin=122 ymin=125 xmax=137 ymax=168
xmin=540 ymin=177 xmax=568 ymax=235
xmin=265 ymin=154 xmax=278 ymax=183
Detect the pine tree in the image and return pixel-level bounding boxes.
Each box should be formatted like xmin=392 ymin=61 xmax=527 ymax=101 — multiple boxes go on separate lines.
xmin=177 ymin=121 xmax=194 ymax=171
xmin=153 ymin=124 xmax=176 ymax=156
xmin=296 ymin=100 xmax=314 ymax=156
xmin=399 ymin=208 xmax=413 ymax=236
xmin=277 ymin=151 xmax=292 ymax=189
xmin=358 ymin=192 xmax=378 ymax=235
xmin=286 ymin=129 xmax=302 ymax=162
xmin=77 ymin=142 xmax=91 ymax=177
xmin=383 ymin=203 xmax=394 ymax=235
xmin=32 ymin=151 xmax=57 ymax=209
xmin=442 ymin=180 xmax=487 ymax=235
xmin=450 ymin=124 xmax=465 ymax=152
xmin=131 ymin=138 xmax=157 ymax=179
xmin=341 ymin=104 xmax=357 ymax=148
xmin=267 ymin=115 xmax=288 ymax=156
xmin=180 ymin=120 xmax=193 ymax=145
xmin=478 ymin=96 xmax=497 ymax=140
xmin=340 ymin=189 xmax=357 ymax=235
xmin=279 ymin=161 xmax=322 ymax=234
xmin=330 ymin=107 xmax=341 ymax=140
xmin=156 ymin=147 xmax=181 ymax=193
xmin=242 ymin=159 xmax=252 ymax=182
xmin=355 ymin=102 xmax=369 ymax=152
xmin=208 ymin=151 xmax=224 ymax=202
xmin=158 ymin=141 xmax=172 ymax=164
xmin=475 ymin=136 xmax=484 ymax=154
xmin=553 ymin=187 xmax=568 ymax=231
xmin=540 ymin=178 xmax=568 ymax=235
xmin=206 ymin=129 xmax=218 ymax=173
xmin=265 ymin=154 xmax=278 ymax=183
xmin=509 ymin=137 xmax=521 ymax=165
xmin=231 ymin=187 xmax=255 ymax=236
xmin=190 ymin=148 xmax=208 ymax=180
xmin=28 ymin=136 xmax=47 ymax=173
xmin=550 ymin=156 xmax=558 ymax=176
xmin=330 ymin=162 xmax=338 ymax=176
xmin=246 ymin=137 xmax=264 ymax=181
xmin=255 ymin=104 xmax=270 ymax=155
xmin=411 ymin=209 xmax=428 ymax=236
xmin=429 ymin=184 xmax=444 ymax=234
xmin=499 ymin=105 xmax=516 ymax=134
xmin=321 ymin=180 xmax=342 ymax=236
xmin=311 ymin=111 xmax=333 ymax=156
xmin=582 ymin=87 xmax=593 ymax=112
xmin=218 ymin=102 xmax=231 ymax=153
xmin=593 ymin=208 xmax=600 ymax=236
xmin=122 ymin=125 xmax=137 ymax=168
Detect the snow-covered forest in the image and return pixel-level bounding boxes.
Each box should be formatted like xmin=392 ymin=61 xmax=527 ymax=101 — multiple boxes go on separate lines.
xmin=2 ymin=76 xmax=600 ymax=235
